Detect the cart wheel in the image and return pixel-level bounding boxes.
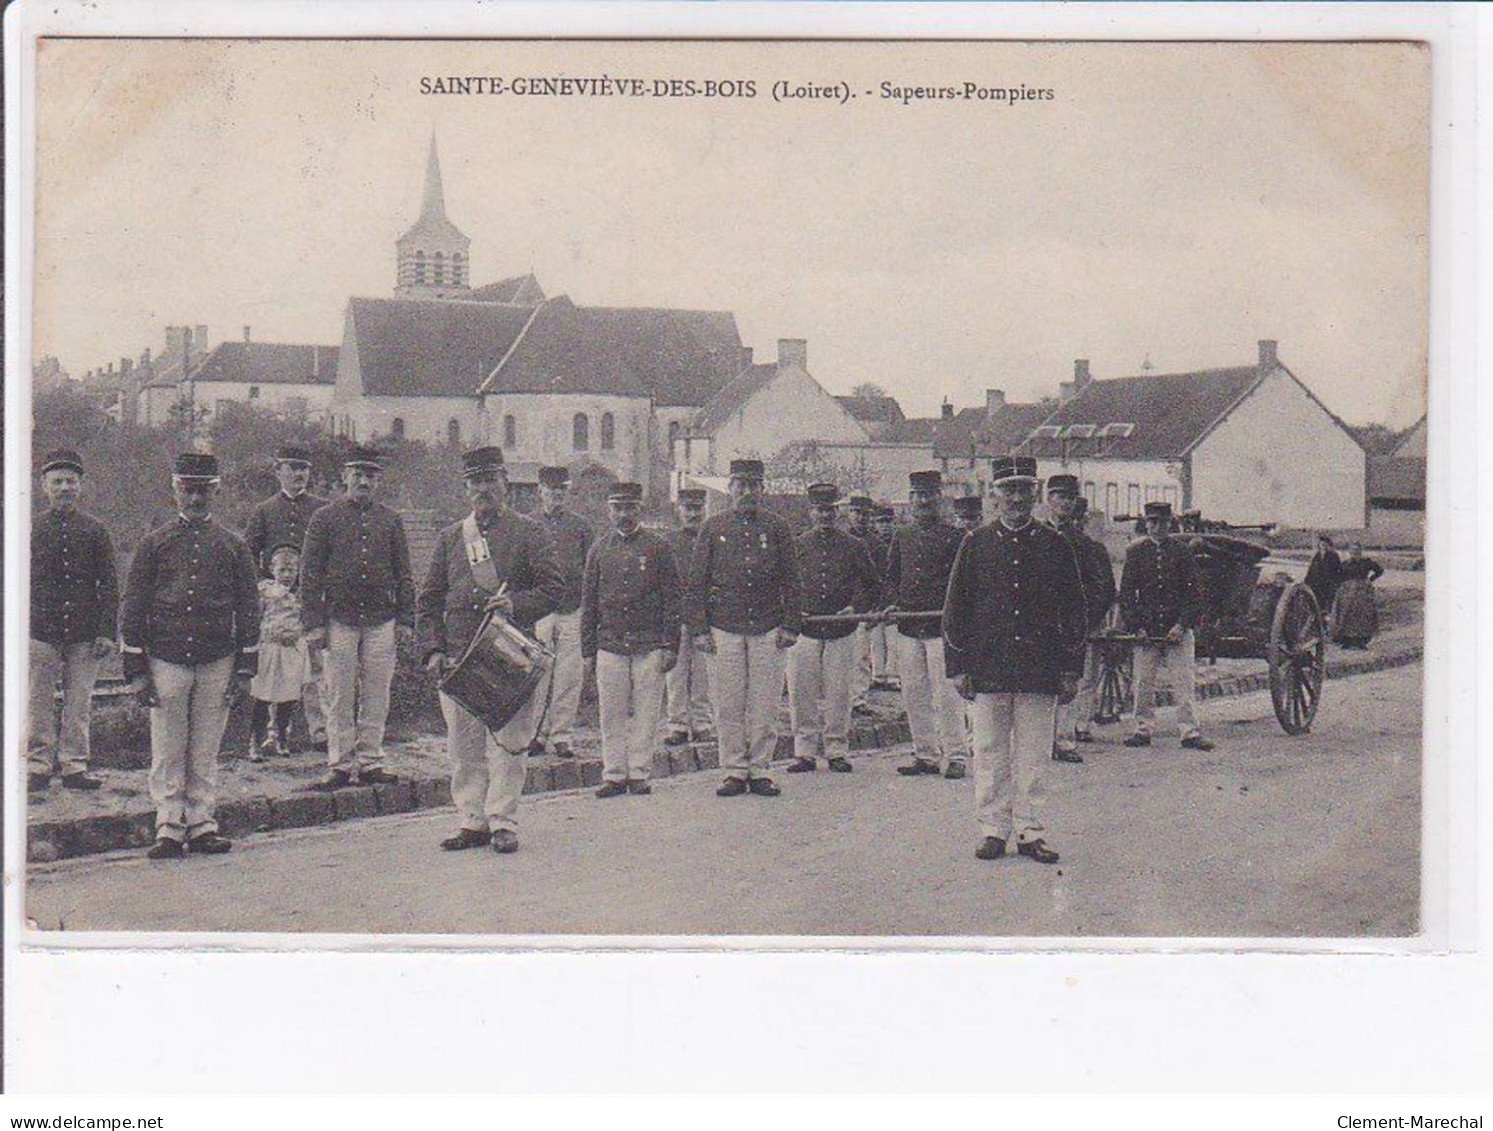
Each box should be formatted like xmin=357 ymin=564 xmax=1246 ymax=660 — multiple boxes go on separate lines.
xmin=1268 ymin=582 xmax=1325 ymax=735
xmin=1093 ymin=643 xmax=1133 ymax=725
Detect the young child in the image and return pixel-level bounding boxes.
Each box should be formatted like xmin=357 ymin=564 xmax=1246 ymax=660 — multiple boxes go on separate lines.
xmin=248 ymin=543 xmax=311 ymax=761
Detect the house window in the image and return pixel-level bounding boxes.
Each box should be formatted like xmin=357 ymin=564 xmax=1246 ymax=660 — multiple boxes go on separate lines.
xmin=414 ymin=251 xmax=426 ymax=283
xmin=1084 ymin=480 xmax=1096 ymax=507
xmin=601 ymin=412 xmax=615 ymax=451
xmin=447 ymin=419 xmax=461 ymax=448
xmin=1127 ymin=484 xmax=1140 ymax=514
xmin=573 ymin=413 xmax=589 ymax=451
xmin=391 ymin=417 xmax=405 ymax=440
xmin=248 ymin=385 xmax=260 ymax=400
xmin=1145 ymin=485 xmax=1158 ymax=503
xmin=668 ymin=420 xmax=680 ymax=448
xmin=433 ymin=251 xmax=445 ymax=285
xmin=452 ymin=252 xmax=464 ymax=285
xmin=1105 ymin=483 xmax=1118 ymax=516
xmin=503 ymin=414 xmax=517 ymax=448
xmin=1163 ymin=485 xmax=1179 ymax=506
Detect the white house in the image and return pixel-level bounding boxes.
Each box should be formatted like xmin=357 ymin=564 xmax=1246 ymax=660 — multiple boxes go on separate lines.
xmin=1018 ymin=341 xmax=1367 ymax=531
xmin=673 ymin=339 xmax=870 ymax=494
xmin=188 ymin=336 xmax=339 ymax=426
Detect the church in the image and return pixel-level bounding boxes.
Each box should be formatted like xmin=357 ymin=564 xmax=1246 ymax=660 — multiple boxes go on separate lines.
xmin=331 ymin=137 xmax=751 ymax=500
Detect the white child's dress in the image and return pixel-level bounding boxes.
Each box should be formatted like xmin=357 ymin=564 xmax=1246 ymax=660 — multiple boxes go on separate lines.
xmin=250 ymin=579 xmax=311 ymax=703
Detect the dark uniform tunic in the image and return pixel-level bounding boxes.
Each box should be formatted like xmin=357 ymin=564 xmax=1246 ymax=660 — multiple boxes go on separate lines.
xmin=416 ymin=507 xmax=565 ymax=663
xmin=1119 ymin=536 xmax=1203 ymax=638
xmin=687 ymin=510 xmax=802 ymax=637
xmin=540 ymin=508 xmax=595 ymax=616
xmin=1304 ymin=547 xmax=1344 ymax=614
xmin=300 ymin=498 xmax=415 ymax=631
xmin=120 ymin=516 xmax=260 ymax=674
xmin=31 ymin=507 xmax=118 ymax=646
xmin=1060 ymin=525 xmax=1118 ymax=631
xmin=580 ymin=528 xmax=681 ymax=658
xmin=883 ymin=520 xmax=965 ymax=639
xmin=943 ymin=519 xmax=1087 ymax=695
xmin=671 ymin=526 xmax=704 ymax=585
xmin=244 ymin=490 xmax=328 ymax=574
xmin=795 ymin=527 xmax=881 ymax=641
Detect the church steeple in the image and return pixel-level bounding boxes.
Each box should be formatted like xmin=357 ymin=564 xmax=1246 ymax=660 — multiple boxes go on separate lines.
xmin=395 ymin=133 xmax=471 ymax=298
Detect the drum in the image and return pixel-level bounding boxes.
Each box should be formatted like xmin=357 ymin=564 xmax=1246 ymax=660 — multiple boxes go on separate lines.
xmin=440 ymin=611 xmax=554 ymax=736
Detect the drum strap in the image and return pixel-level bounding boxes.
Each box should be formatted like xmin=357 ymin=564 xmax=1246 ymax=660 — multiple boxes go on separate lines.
xmin=461 ymin=513 xmax=502 ymax=593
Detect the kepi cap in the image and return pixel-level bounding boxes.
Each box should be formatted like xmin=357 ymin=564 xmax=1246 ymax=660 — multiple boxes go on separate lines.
xmin=40 ymin=448 xmax=84 ymax=476
xmin=951 ymin=496 xmax=984 ymax=519
xmin=344 ymin=444 xmax=384 ymax=471
xmin=729 ymin=458 xmax=765 ymax=481
xmin=908 ymin=469 xmax=943 ymax=494
xmin=991 ymin=456 xmax=1039 ymax=485
xmin=1046 ymin=473 xmax=1080 ymax=495
xmin=538 ymin=465 xmax=570 ymax=488
xmin=461 ymin=446 xmax=505 ymax=478
xmin=848 ymin=494 xmax=874 ymax=512
xmin=1143 ymin=501 xmax=1173 ymax=520
xmin=173 ymin=452 xmax=220 ymax=481
xmin=806 ymin=482 xmax=840 ymax=506
xmin=274 ymin=444 xmax=312 ymax=466
xmin=677 ymin=487 xmax=707 ymax=505
xmin=607 ymin=481 xmax=644 ymax=503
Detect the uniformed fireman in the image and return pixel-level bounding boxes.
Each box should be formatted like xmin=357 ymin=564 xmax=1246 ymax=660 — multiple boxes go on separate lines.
xmin=664 ymin=487 xmax=712 ymax=745
xmin=28 ymin=448 xmax=118 ymax=794
xmin=417 ymin=446 xmax=564 ymax=853
xmin=1047 ymin=476 xmax=1116 ymax=762
xmin=951 ymin=494 xmax=985 ymax=533
xmin=121 ymin=453 xmax=260 ymax=859
xmin=944 ymin=456 xmax=1088 ymax=864
xmin=531 ymin=465 xmax=595 ymax=761
xmin=883 ymin=469 xmax=968 ymax=779
xmin=243 ymin=443 xmax=330 ymax=750
xmin=1119 ymin=501 xmax=1214 ymax=751
xmin=785 ymin=483 xmax=881 ymax=774
xmin=687 ymin=458 xmax=802 ymax=797
xmin=581 ymin=481 xmax=681 ymax=797
xmin=300 ymin=445 xmax=415 ymax=789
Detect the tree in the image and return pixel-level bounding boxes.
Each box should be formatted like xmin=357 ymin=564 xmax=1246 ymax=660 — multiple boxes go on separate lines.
xmin=851 ymin=382 xmax=887 ymax=400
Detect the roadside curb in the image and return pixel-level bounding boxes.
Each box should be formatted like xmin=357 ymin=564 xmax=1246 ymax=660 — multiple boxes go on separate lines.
xmin=26 ymin=645 xmax=1421 ymax=863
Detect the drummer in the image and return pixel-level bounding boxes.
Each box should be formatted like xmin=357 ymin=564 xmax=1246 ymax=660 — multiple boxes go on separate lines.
xmin=417 ymin=446 xmax=564 ymax=854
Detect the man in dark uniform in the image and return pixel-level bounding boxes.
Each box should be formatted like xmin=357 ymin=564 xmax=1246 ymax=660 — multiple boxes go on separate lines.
xmin=581 ymin=481 xmax=680 ymax=797
xmin=531 ymin=465 xmax=594 ymax=761
xmin=951 ymin=494 xmax=985 ymax=533
xmin=28 ymin=448 xmax=118 ymax=793
xmin=687 ymin=458 xmax=801 ymax=797
xmin=785 ymin=483 xmax=881 ymax=774
xmin=243 ymin=443 xmax=330 ymax=749
xmin=300 ymin=445 xmax=414 ymax=789
xmin=664 ymin=487 xmax=712 ymax=745
xmin=1120 ymin=501 xmax=1214 ymax=751
xmin=121 ymin=453 xmax=260 ymax=859
xmin=884 ymin=470 xmax=967 ymax=779
xmin=845 ymin=494 xmax=878 ymax=715
xmin=1048 ymin=476 xmax=1117 ymax=762
xmin=418 ymin=447 xmax=564 ymax=853
xmin=944 ymin=456 xmax=1087 ymax=864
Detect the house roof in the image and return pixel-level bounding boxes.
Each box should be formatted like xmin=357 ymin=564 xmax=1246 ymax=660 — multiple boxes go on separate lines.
xmin=191 ymin=341 xmax=339 ymax=387
xmin=1018 ymin=367 xmax=1264 ymax=460
xmin=466 ymin=274 xmax=546 ymax=306
xmin=1391 ymin=414 xmax=1428 ymax=458
xmin=690 ymin=362 xmax=779 ymax=436
xmin=933 ymin=402 xmax=1056 ymax=460
xmin=1368 ymin=455 xmax=1426 ymax=503
xmin=836 ymin=394 xmax=906 ymax=426
xmin=347 ymin=296 xmax=536 ymax=397
xmin=887 ymin=416 xmax=941 ymax=444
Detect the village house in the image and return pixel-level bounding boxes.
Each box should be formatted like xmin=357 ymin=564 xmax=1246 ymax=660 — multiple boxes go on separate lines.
xmin=1365 ymin=414 xmax=1427 ymax=545
xmin=189 ymin=332 xmax=339 ymax=426
xmin=933 ymin=389 xmax=1058 ymax=496
xmin=1017 ymin=341 xmax=1367 ymax=532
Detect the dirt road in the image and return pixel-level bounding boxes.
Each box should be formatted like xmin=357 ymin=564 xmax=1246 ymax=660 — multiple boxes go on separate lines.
xmin=25 ymin=663 xmax=1421 ymax=939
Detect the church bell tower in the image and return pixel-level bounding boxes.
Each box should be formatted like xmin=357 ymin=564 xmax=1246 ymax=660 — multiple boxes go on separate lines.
xmin=395 ymin=134 xmax=471 ymax=298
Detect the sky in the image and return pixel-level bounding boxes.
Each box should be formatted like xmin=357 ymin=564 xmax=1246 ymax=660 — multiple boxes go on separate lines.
xmin=32 ymin=39 xmax=1428 ymax=426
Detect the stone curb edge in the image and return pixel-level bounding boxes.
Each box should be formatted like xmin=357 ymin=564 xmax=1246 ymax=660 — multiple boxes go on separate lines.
xmin=27 ymin=644 xmax=1422 ymax=864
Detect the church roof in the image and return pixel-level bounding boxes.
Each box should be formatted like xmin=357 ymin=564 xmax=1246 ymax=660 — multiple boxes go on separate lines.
xmin=396 ymin=135 xmax=469 ymax=249
xmin=347 ymin=296 xmax=536 ymax=397
xmin=466 ymin=274 xmax=546 ymax=306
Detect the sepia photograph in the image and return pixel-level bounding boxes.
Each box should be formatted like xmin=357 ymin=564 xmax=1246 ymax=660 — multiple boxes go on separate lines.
xmin=17 ymin=35 xmax=1432 ymax=942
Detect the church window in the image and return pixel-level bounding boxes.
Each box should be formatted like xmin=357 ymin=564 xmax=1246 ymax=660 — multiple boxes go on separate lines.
xmin=573 ymin=413 xmax=589 ymax=451
xmin=391 ymin=417 xmax=405 ymax=440
xmin=414 ymin=251 xmax=426 ymax=283
xmin=601 ymin=412 xmax=615 ymax=451
xmin=448 ymin=418 xmax=461 ymax=447
xmin=668 ymin=420 xmax=680 ymax=448
xmin=433 ymin=251 xmax=445 ymax=285
xmin=503 ymin=414 xmax=517 ymax=448
xmin=248 ymin=385 xmax=260 ymax=399
xmin=452 ymin=252 xmax=465 ymax=285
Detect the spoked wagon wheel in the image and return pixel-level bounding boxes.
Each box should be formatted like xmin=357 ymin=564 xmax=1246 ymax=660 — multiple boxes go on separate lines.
xmin=1092 ymin=640 xmax=1133 ymax=725
xmin=1268 ymin=582 xmax=1325 ymax=735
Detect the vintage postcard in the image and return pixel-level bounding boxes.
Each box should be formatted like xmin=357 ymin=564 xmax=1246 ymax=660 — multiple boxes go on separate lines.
xmin=14 ymin=35 xmax=1434 ymax=945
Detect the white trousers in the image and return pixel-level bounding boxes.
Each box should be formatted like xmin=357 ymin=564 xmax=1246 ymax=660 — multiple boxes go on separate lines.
xmin=707 ymin=628 xmax=786 ymax=778
xmin=665 ymin=624 xmax=712 ymax=735
xmin=1132 ymin=630 xmax=1200 ymax=739
xmin=28 ymin=639 xmax=99 ymax=776
xmin=787 ymin=633 xmax=856 ymax=762
xmin=302 ymin=649 xmax=328 ymax=742
xmin=535 ymin=609 xmax=583 ymax=747
xmin=970 ymin=691 xmax=1055 ymax=843
xmin=850 ymin=624 xmax=872 ymax=707
xmin=870 ymin=623 xmax=896 ymax=680
xmin=323 ymin=618 xmax=397 ymax=771
xmin=894 ymin=633 xmax=966 ymax=768
xmin=597 ymin=649 xmax=666 ymax=782
xmin=440 ymin=682 xmax=540 ymax=834
xmin=1054 ymin=643 xmax=1102 ymax=745
xmin=148 ymin=655 xmax=234 ymax=841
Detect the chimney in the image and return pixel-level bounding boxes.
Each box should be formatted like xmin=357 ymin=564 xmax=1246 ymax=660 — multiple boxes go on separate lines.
xmin=243 ymin=325 xmax=252 ymax=344
xmin=1074 ymin=358 xmax=1091 ymax=388
xmin=777 ymin=338 xmax=807 ymax=372
xmin=985 ymin=389 xmax=1006 ymax=418
xmin=107 ymin=362 xmax=115 ymax=376
xmin=194 ymin=325 xmax=208 ymax=355
xmin=941 ymin=399 xmax=954 ymax=422
xmin=121 ymin=357 xmax=133 ymax=375
xmin=141 ymin=347 xmax=151 ymax=366
xmin=1258 ymin=339 xmax=1278 ymax=370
